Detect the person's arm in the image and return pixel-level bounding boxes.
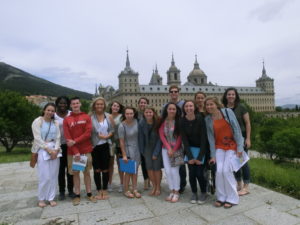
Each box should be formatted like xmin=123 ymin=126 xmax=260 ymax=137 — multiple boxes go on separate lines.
xmin=227 ymin=109 xmax=244 ymax=155
xmin=54 ymin=121 xmax=61 ymax=151
xmin=152 ymin=138 xmax=162 ymax=158
xmin=172 ymin=135 xmax=182 ymax=152
xmin=158 ymin=122 xmax=172 ymax=151
xmin=138 ymin=122 xmax=145 ymax=155
xmin=63 ymin=118 xmax=79 ymax=155
xmin=180 ymin=120 xmax=193 ymax=160
xmin=118 ymin=124 xmax=128 ymax=162
xmin=31 ymin=118 xmax=48 ymax=151
xmin=205 ymin=116 xmax=216 ymax=163
xmin=243 ymin=112 xmax=251 ymax=149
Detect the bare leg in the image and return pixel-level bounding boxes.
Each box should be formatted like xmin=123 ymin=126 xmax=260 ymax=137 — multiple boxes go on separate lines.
xmin=73 ymin=171 xmax=80 ymax=195
xmin=154 ymin=170 xmax=161 ymax=195
xmin=147 ymin=170 xmax=156 ymax=195
xmin=83 ymin=170 xmax=92 ymax=194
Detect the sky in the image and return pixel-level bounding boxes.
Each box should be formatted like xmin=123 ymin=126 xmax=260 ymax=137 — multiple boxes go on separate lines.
xmin=0 ymin=0 xmax=299 ymax=106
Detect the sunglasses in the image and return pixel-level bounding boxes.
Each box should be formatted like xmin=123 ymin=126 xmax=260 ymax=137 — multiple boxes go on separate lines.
xmin=169 ymin=90 xmax=178 ymax=93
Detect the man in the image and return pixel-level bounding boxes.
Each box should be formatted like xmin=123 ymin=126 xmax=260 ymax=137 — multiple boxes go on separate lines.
xmin=63 ymin=97 xmax=97 ymax=206
xmin=162 ymin=85 xmax=186 ymax=193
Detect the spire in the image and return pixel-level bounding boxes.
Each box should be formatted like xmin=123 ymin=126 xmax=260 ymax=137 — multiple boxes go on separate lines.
xmin=155 ymin=64 xmax=158 ymax=74
xmin=171 ymin=53 xmax=175 ymax=66
xmin=194 ymin=54 xmax=200 ymax=69
xmin=126 ymin=48 xmax=130 ymax=69
xmin=262 ymin=59 xmax=267 ymax=77
xmin=95 ymin=84 xmax=98 ymax=96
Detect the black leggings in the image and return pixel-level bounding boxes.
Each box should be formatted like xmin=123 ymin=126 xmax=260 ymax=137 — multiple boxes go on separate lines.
xmin=94 ymin=171 xmax=109 ymax=191
xmin=188 ymin=164 xmax=207 ymax=193
xmin=58 ymin=144 xmax=73 ymax=194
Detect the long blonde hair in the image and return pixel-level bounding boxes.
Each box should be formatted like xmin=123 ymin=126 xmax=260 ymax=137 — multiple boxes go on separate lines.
xmin=204 ymin=96 xmax=223 ymax=115
xmin=90 ymin=97 xmax=106 ymax=114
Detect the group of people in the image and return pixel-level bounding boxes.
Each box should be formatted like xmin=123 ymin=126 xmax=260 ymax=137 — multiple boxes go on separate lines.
xmin=30 ymin=84 xmax=251 ymax=209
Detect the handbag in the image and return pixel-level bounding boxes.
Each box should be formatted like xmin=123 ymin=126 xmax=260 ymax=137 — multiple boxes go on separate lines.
xmin=170 ymin=148 xmax=184 ymax=167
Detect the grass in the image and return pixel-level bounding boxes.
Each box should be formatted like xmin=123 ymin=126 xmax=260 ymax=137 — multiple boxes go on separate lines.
xmin=0 ymin=146 xmax=31 ymax=164
xmin=249 ymin=158 xmax=300 ymax=200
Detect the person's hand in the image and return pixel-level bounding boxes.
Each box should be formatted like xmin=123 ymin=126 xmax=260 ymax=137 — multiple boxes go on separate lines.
xmin=98 ymin=133 xmax=108 ymax=139
xmin=50 ymin=151 xmax=58 ymax=160
xmin=74 ymin=154 xmax=80 ymax=162
xmin=209 ymin=157 xmax=216 ymax=164
xmin=188 ymin=159 xmax=195 ymax=165
xmin=123 ymin=155 xmax=128 ymax=163
xmin=167 ymin=149 xmax=173 ymax=157
xmin=152 ymin=156 xmax=157 ymax=160
xmin=245 ymin=138 xmax=251 ymax=149
xmin=194 ymin=160 xmax=202 ymax=165
xmin=67 ymin=139 xmax=76 ymax=147
xmin=236 ymin=151 xmax=242 ymax=158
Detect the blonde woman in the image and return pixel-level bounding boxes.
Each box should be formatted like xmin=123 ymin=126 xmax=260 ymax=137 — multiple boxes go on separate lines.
xmin=90 ymin=97 xmax=114 ymax=200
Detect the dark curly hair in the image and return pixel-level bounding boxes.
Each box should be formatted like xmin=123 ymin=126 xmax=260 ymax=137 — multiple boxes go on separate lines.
xmin=222 ymin=87 xmax=240 ymax=107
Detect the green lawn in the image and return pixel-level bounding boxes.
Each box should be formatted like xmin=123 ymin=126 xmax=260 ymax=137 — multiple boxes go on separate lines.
xmin=0 ymin=146 xmax=31 ymax=164
xmin=249 ymin=158 xmax=300 ymax=199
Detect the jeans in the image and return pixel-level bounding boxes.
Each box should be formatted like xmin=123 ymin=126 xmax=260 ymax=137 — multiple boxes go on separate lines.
xmin=179 ymin=164 xmax=187 ymax=190
xmin=188 ymin=164 xmax=207 ymax=193
xmin=234 ymin=148 xmax=250 ymax=184
xmin=58 ymin=144 xmax=73 ymax=194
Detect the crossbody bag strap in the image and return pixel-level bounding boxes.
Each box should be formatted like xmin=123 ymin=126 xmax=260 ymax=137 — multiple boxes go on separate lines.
xmin=44 ymin=120 xmax=52 ymax=141
xmin=225 ymin=108 xmax=234 ymax=134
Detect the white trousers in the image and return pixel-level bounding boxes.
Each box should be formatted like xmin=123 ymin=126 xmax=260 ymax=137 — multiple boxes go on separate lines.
xmin=37 ymin=150 xmax=60 ymax=201
xmin=162 ymin=148 xmax=180 ymax=191
xmin=215 ymin=149 xmax=239 ymax=204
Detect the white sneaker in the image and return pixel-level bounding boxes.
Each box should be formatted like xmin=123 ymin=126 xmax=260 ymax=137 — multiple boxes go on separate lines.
xmin=118 ymin=184 xmax=123 ymax=193
xmin=108 ymin=184 xmax=113 ymax=192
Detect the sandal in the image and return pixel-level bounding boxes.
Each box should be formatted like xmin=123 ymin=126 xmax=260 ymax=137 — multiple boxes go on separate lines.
xmin=102 ymin=190 xmax=109 ymax=200
xmin=38 ymin=200 xmax=47 ymax=208
xmin=171 ymin=194 xmax=179 ymax=203
xmin=124 ymin=190 xmax=134 ymax=198
xmin=165 ymin=193 xmax=174 ymax=201
xmin=238 ymin=188 xmax=250 ymax=196
xmin=49 ymin=201 xmax=57 ymax=207
xmin=95 ymin=190 xmax=103 ymax=200
xmin=214 ymin=200 xmax=224 ymax=207
xmin=224 ymin=202 xmax=233 ymax=209
xmin=133 ymin=190 xmax=141 ymax=198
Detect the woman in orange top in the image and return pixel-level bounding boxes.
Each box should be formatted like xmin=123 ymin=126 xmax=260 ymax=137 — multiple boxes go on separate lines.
xmin=204 ymin=97 xmax=244 ymax=209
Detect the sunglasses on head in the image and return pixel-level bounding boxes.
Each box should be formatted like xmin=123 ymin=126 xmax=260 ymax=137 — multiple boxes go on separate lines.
xmin=169 ymin=90 xmax=178 ymax=93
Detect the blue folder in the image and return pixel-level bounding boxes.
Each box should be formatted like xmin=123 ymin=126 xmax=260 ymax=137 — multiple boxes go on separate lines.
xmin=184 ymin=147 xmax=205 ymax=164
xmin=119 ymin=159 xmax=137 ymax=174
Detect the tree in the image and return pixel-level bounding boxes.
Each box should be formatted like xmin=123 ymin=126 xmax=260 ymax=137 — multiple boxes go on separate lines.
xmin=0 ymin=90 xmax=40 ymax=152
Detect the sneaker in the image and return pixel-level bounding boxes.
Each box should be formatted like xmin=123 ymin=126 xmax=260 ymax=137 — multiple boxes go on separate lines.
xmin=72 ymin=197 xmax=80 ymax=206
xmin=68 ymin=192 xmax=76 ymax=199
xmin=86 ymin=195 xmax=97 ymax=203
xmin=118 ymin=184 xmax=123 ymax=193
xmin=58 ymin=192 xmax=65 ymax=201
xmin=190 ymin=193 xmax=198 ymax=204
xmin=108 ymin=184 xmax=113 ymax=192
xmin=179 ymin=187 xmax=185 ymax=194
xmin=198 ymin=193 xmax=208 ymax=205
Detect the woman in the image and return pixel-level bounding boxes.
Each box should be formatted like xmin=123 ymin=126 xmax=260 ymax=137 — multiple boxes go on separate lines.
xmin=205 ymin=97 xmax=244 ymax=208
xmin=108 ymin=101 xmax=124 ymax=193
xmin=137 ymin=97 xmax=151 ymax=190
xmin=138 ymin=106 xmax=162 ymax=196
xmin=222 ymin=88 xmax=251 ymax=195
xmin=118 ymin=107 xmax=141 ymax=198
xmin=55 ymin=96 xmax=74 ymax=200
xmin=181 ymin=100 xmax=208 ymax=204
xmin=158 ymin=102 xmax=182 ymax=203
xmin=90 ymin=97 xmax=114 ymax=200
xmin=194 ymin=91 xmax=206 ymax=114
xmin=30 ymin=103 xmax=61 ymax=208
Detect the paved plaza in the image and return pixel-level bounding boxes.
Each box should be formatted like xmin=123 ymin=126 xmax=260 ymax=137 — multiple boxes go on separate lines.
xmin=0 ymin=161 xmax=299 ymax=225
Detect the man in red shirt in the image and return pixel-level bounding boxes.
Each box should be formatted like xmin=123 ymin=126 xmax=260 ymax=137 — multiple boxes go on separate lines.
xmin=63 ymin=97 xmax=97 ymax=206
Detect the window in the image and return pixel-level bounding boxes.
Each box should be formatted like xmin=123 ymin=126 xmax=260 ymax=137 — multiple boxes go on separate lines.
xmin=174 ymin=73 xmax=177 ymax=80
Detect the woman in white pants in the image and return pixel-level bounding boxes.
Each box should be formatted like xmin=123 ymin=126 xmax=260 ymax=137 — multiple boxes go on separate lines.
xmin=204 ymin=97 xmax=244 ymax=209
xmin=30 ymin=103 xmax=61 ymax=208
xmin=158 ymin=102 xmax=182 ymax=203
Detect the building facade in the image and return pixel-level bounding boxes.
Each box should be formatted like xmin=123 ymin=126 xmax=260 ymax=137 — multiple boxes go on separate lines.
xmin=103 ymin=51 xmax=275 ymax=112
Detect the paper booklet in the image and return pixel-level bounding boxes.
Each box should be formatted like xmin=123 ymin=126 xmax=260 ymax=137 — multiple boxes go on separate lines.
xmin=42 ymin=142 xmax=62 ymax=160
xmin=72 ymin=155 xmax=88 ymax=171
xmin=230 ymin=151 xmax=250 ymax=172
xmin=119 ymin=159 xmax=137 ymax=174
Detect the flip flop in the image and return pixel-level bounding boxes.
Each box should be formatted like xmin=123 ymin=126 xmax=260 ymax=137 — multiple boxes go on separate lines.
xmin=238 ymin=189 xmax=250 ymax=196
xmin=224 ymin=202 xmax=233 ymax=209
xmin=214 ymin=200 xmax=224 ymax=207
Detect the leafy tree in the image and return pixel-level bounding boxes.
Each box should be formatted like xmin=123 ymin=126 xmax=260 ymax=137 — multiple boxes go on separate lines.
xmin=0 ymin=90 xmax=40 ymax=152
xmin=275 ymin=106 xmax=283 ymax=112
xmin=270 ymin=128 xmax=300 ymax=160
xmin=80 ymin=99 xmax=91 ymax=113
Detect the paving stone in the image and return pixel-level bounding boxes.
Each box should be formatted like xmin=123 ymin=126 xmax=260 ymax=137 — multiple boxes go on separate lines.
xmin=41 ymin=199 xmax=111 ymax=219
xmin=159 ymin=208 xmax=206 ymax=225
xmin=209 ymin=214 xmax=258 ymax=225
xmin=245 ymin=205 xmax=300 ymax=225
xmin=0 ymin=207 xmax=42 ymax=224
xmin=15 ymin=214 xmax=79 ymax=225
xmin=79 ymin=204 xmax=154 ymax=225
xmin=124 ymin=217 xmax=162 ymax=225
xmin=108 ymin=193 xmax=145 ymax=208
xmin=288 ymin=208 xmax=300 ymax=218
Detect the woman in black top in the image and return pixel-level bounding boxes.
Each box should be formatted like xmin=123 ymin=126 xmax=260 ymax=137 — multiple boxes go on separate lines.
xmin=181 ymin=100 xmax=209 ymax=204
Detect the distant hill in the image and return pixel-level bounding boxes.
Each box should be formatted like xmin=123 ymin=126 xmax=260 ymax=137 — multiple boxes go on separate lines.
xmin=281 ymin=104 xmax=297 ymax=109
xmin=0 ymin=62 xmax=93 ymax=99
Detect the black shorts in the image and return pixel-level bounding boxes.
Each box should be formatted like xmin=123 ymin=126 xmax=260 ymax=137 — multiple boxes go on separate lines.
xmin=92 ymin=143 xmax=110 ymax=171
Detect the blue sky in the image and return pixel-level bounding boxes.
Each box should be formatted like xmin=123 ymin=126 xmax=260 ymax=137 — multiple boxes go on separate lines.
xmin=0 ymin=0 xmax=299 ymax=105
